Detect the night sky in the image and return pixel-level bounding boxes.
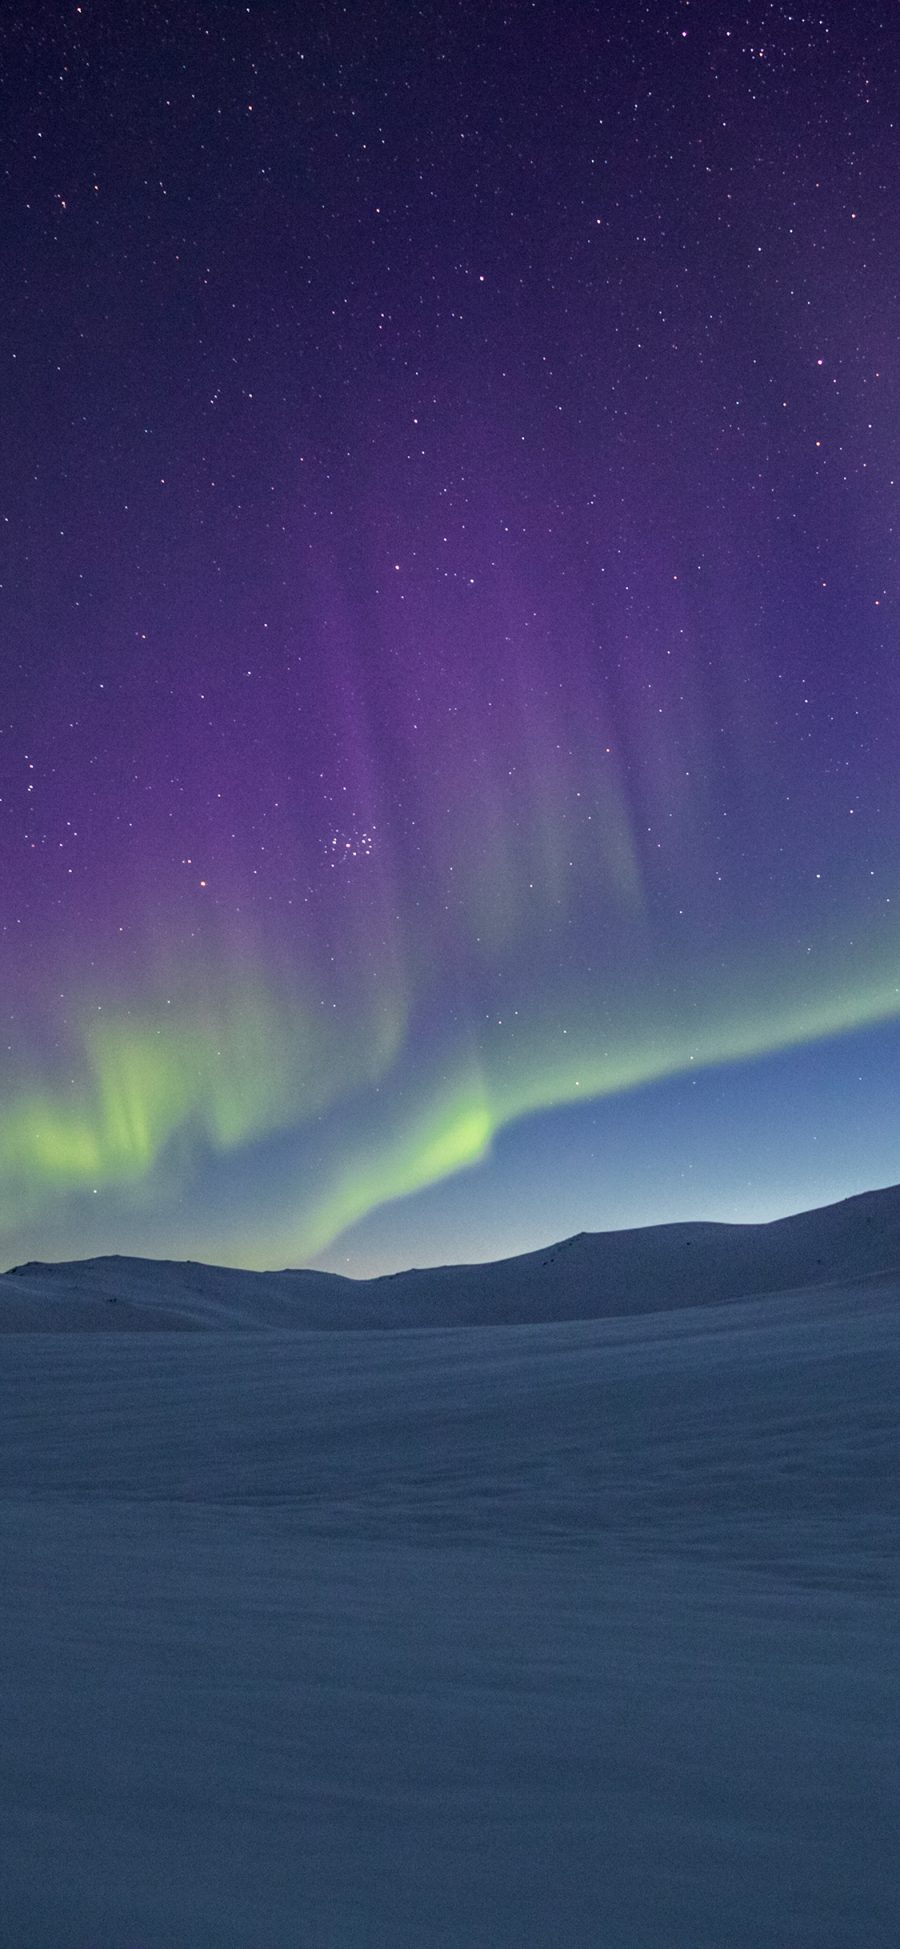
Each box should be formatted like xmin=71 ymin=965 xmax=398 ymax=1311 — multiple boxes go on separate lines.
xmin=3 ymin=1 xmax=900 ymax=1275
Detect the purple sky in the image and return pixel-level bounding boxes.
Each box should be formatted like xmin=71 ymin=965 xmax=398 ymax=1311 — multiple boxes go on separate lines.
xmin=3 ymin=1 xmax=900 ymax=1272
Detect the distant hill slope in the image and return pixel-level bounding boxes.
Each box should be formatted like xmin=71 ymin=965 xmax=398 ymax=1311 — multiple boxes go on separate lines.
xmin=4 ymin=1182 xmax=900 ymax=1331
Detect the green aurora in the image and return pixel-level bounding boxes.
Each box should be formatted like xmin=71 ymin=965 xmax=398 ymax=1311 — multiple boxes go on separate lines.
xmin=4 ymin=920 xmax=899 ymax=1268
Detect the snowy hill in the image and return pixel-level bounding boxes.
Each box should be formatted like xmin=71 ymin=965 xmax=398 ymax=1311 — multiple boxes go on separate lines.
xmin=3 ymin=1192 xmax=899 ymax=1943
xmin=5 ymin=1179 xmax=900 ymax=1330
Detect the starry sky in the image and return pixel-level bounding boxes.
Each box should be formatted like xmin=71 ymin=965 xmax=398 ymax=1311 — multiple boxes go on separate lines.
xmin=3 ymin=0 xmax=900 ymax=1275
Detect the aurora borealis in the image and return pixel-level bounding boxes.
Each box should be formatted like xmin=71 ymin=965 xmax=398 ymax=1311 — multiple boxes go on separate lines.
xmin=3 ymin=1 xmax=900 ymax=1273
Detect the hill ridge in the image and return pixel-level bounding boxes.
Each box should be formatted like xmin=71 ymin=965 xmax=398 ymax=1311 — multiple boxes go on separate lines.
xmin=4 ymin=1180 xmax=900 ymax=1332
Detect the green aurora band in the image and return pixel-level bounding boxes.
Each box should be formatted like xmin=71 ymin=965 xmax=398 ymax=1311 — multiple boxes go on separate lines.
xmin=3 ymin=927 xmax=899 ymax=1267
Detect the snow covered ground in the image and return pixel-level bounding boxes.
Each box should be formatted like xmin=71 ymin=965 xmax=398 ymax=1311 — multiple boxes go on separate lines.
xmin=2 ymin=1275 xmax=898 ymax=1945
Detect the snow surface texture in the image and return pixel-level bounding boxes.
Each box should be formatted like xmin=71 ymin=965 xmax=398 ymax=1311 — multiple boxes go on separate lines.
xmin=2 ymin=1196 xmax=899 ymax=1945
